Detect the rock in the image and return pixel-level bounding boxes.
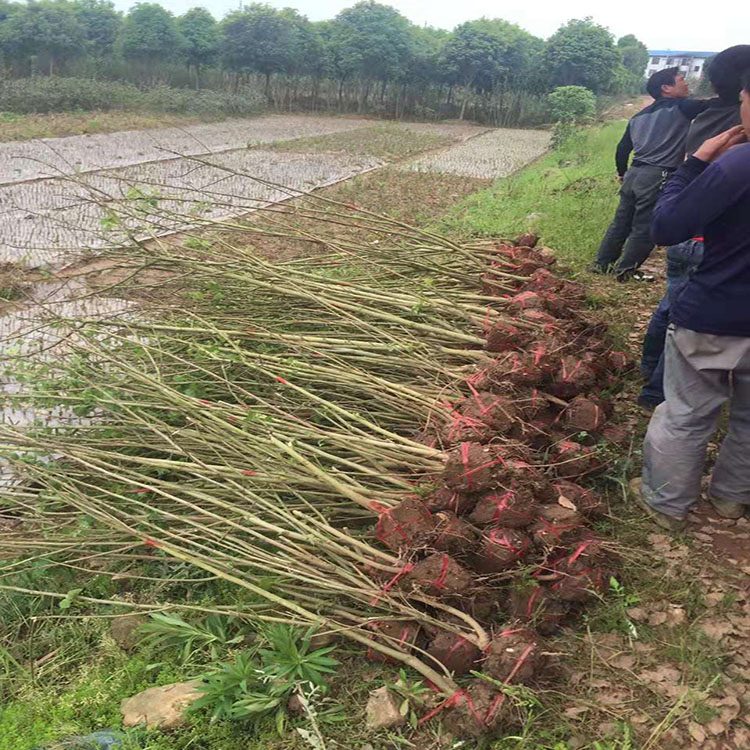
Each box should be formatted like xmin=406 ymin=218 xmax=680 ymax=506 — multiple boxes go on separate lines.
xmin=365 ymin=686 xmax=406 ymax=730
xmin=109 ymin=615 xmax=146 ymax=651
xmin=121 ymin=680 xmax=202 ymax=730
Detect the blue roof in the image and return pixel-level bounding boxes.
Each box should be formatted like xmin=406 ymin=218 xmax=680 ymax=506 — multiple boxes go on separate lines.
xmin=649 ymin=50 xmax=717 ymax=58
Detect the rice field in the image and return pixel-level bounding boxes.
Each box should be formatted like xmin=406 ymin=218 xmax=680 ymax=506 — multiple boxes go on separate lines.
xmin=0 ymin=115 xmax=377 ymax=185
xmin=405 ymin=127 xmax=550 ymax=179
xmin=1 ymin=148 xmax=382 ymax=269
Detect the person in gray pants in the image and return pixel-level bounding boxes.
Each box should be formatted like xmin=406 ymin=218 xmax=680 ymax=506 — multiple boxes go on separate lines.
xmin=630 ymin=85 xmax=750 ymax=533
xmin=592 ymin=68 xmax=708 ymax=281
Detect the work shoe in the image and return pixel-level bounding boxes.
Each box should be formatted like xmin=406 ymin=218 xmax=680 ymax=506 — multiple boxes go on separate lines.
xmin=629 ymin=477 xmax=688 ymax=532
xmin=616 ymin=270 xmax=655 ymax=283
xmin=708 ymin=495 xmax=745 ymax=519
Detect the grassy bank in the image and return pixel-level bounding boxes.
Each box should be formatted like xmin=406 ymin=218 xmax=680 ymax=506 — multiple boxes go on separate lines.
xmin=1 ymin=120 xmax=736 ymax=750
xmin=444 ymin=122 xmax=623 ymax=271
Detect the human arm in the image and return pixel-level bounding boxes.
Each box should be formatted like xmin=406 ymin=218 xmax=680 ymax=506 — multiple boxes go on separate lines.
xmin=651 ymin=128 xmax=747 ymax=245
xmin=678 ymin=98 xmax=711 ymax=120
xmin=615 ymin=123 xmax=633 ymax=177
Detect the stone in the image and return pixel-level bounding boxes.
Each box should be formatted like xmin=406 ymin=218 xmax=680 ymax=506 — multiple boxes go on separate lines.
xmin=109 ymin=615 xmax=146 ymax=651
xmin=365 ymin=686 xmax=406 ymax=730
xmin=121 ymin=680 xmax=202 ymax=730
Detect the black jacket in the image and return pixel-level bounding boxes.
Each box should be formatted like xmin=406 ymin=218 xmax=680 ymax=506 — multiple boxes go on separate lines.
xmin=615 ymin=97 xmax=709 ymax=176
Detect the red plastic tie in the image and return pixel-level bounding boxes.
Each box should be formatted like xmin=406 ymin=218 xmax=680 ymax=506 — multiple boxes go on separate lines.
xmin=432 ymin=554 xmax=451 ymax=590
xmin=369 ymin=563 xmax=415 ymax=606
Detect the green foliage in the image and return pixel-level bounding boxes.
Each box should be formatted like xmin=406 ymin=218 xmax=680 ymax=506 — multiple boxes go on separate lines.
xmin=548 ymin=85 xmax=596 ymax=122
xmin=192 ymin=624 xmax=339 ymax=726
xmin=0 ymin=76 xmax=262 ymax=114
xmin=221 ymin=4 xmax=298 ymax=81
xmin=617 ymin=33 xmax=649 ymax=77
xmin=327 ymin=1 xmax=412 ymax=85
xmin=139 ymin=612 xmax=245 ymax=664
xmin=120 ymin=2 xmax=183 ymax=64
xmin=73 ymin=0 xmax=121 ymax=58
xmin=178 ymin=6 xmax=218 ymax=73
xmin=546 ymin=17 xmax=621 ymax=93
xmin=0 ymin=0 xmax=86 ymax=74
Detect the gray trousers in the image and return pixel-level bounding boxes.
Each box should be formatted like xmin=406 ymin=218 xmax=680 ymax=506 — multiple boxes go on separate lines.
xmin=595 ymin=165 xmax=668 ymax=275
xmin=642 ymin=326 xmax=750 ymax=519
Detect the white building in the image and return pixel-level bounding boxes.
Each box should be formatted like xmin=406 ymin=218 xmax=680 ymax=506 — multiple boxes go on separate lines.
xmin=645 ymin=50 xmax=717 ymax=80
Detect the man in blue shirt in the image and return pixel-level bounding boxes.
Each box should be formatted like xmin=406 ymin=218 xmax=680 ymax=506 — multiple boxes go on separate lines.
xmin=631 ymin=73 xmax=750 ymax=531
xmin=592 ymin=68 xmax=708 ymax=281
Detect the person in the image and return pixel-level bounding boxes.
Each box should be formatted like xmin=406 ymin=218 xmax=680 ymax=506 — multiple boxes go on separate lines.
xmin=638 ymin=46 xmax=750 ymax=410
xmin=592 ymin=68 xmax=709 ymax=281
xmin=630 ymin=73 xmax=750 ymax=532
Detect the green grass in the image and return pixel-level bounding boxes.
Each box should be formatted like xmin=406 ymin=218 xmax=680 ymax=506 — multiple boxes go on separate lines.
xmin=268 ymin=124 xmax=454 ymax=162
xmin=443 ymin=122 xmax=625 ymax=272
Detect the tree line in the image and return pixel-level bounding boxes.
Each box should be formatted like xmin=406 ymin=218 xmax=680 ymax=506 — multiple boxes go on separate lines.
xmin=0 ymin=1 xmax=650 ymax=124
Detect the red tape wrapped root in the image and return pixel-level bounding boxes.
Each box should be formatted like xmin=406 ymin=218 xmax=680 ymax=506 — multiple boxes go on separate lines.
xmin=483 ymin=626 xmax=544 ymax=684
xmin=427 ymin=631 xmax=482 ymax=675
xmin=507 ymin=584 xmax=568 ymax=634
xmin=550 ymin=440 xmax=600 ymax=479
xmin=469 ymin=486 xmax=538 ymax=529
xmin=405 ymin=552 xmax=476 ymax=597
xmin=431 ymin=512 xmax=477 ymax=556
xmin=564 ymin=395 xmax=608 ymax=432
xmin=366 ymin=620 xmax=422 ymax=663
xmin=553 ymin=480 xmax=606 ymax=518
xmin=373 ymin=496 xmax=436 ymax=552
xmin=442 ymin=442 xmax=503 ymax=493
xmin=475 ymin=528 xmax=533 ymax=573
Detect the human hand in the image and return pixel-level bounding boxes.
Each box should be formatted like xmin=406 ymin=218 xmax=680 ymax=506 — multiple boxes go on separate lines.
xmin=694 ymin=125 xmax=746 ymax=163
xmin=615 ymin=174 xmax=623 ymax=184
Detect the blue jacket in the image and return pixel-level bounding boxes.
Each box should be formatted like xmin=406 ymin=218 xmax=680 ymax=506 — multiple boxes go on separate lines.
xmin=651 ymin=143 xmax=750 ymax=337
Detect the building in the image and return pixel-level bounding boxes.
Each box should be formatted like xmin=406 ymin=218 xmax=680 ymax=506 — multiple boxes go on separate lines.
xmin=645 ymin=50 xmax=717 ymax=80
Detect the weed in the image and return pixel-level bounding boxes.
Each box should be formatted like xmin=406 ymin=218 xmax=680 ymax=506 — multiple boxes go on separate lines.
xmin=139 ymin=612 xmax=246 ymax=665
xmin=191 ymin=624 xmax=339 ymax=728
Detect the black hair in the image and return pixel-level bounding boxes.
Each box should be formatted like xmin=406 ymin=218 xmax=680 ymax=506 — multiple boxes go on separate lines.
xmin=647 ymin=66 xmax=680 ymax=99
xmin=743 ymin=68 xmax=750 ymax=94
xmin=708 ymin=46 xmax=750 ymax=104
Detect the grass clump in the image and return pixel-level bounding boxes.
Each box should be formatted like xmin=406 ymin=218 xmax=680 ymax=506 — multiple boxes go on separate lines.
xmin=269 ymin=124 xmax=453 ymax=162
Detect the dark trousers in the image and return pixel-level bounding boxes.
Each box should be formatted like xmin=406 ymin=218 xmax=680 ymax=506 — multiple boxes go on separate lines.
xmin=594 ymin=165 xmax=669 ymax=276
xmin=639 ymin=239 xmax=705 ymax=406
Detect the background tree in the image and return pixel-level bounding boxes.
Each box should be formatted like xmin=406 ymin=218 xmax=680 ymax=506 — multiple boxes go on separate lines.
xmin=221 ymin=4 xmax=296 ymax=99
xmin=120 ymin=2 xmax=183 ymax=70
xmin=440 ymin=18 xmax=541 ymax=119
xmin=0 ymin=0 xmax=21 ymax=21
xmin=617 ymin=33 xmax=649 ymax=77
xmin=545 ymin=17 xmax=621 ymax=93
xmin=0 ymin=0 xmax=86 ymax=74
xmin=177 ymin=7 xmax=218 ymax=88
xmin=326 ymin=1 xmax=413 ymax=110
xmin=72 ymin=0 xmax=121 ymax=59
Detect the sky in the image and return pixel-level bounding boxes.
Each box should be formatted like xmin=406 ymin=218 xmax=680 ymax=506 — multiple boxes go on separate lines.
xmin=113 ymin=0 xmax=749 ymax=52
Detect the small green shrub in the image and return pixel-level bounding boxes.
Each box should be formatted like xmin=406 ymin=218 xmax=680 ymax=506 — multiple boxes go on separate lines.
xmin=548 ymin=85 xmax=597 ymax=123
xmin=192 ymin=624 xmax=339 ymax=727
xmin=0 ymin=77 xmax=263 ymax=116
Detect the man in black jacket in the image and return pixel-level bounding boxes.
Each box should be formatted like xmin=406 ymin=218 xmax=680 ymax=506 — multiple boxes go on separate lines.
xmin=592 ymin=68 xmax=708 ymax=280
